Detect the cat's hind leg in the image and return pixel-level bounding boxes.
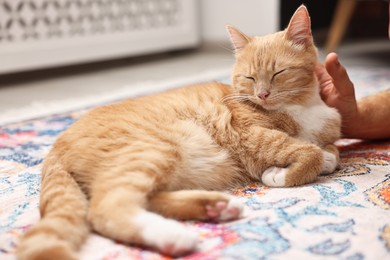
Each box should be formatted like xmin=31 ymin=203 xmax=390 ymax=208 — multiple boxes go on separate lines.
xmin=87 ymin=173 xmax=198 ymax=256
xmin=88 ymin=189 xmax=199 ymax=256
xmin=147 ymin=190 xmax=246 ymax=222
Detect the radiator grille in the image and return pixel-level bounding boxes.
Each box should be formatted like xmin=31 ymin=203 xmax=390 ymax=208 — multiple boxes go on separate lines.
xmin=0 ymin=0 xmax=180 ymax=42
xmin=0 ymin=0 xmax=198 ymax=73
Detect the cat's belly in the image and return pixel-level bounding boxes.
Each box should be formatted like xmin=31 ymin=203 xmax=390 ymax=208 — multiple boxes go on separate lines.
xmin=165 ymin=120 xmax=245 ymax=191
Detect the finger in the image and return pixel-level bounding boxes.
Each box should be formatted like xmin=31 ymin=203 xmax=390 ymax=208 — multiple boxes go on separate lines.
xmin=324 ymin=53 xmax=354 ymax=94
xmin=315 ymin=63 xmax=333 ymax=89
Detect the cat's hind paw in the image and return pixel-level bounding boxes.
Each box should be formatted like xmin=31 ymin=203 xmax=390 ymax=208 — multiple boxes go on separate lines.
xmin=157 ymin=225 xmax=198 ymax=256
xmin=321 ymin=151 xmax=337 ymax=175
xmin=261 ymin=167 xmax=287 ymax=187
xmin=135 ymin=212 xmax=198 ymax=256
xmin=205 ymin=198 xmax=245 ymax=222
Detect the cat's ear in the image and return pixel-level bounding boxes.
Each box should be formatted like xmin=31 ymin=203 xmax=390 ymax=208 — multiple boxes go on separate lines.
xmin=286 ymin=5 xmax=312 ymax=46
xmin=226 ymin=25 xmax=251 ymax=52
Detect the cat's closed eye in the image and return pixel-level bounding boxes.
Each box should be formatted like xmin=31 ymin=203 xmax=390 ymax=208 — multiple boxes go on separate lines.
xmin=243 ymin=76 xmax=256 ymax=82
xmin=271 ymin=69 xmax=287 ymax=82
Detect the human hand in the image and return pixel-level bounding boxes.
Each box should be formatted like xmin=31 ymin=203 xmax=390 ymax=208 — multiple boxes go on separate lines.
xmin=315 ymin=53 xmax=359 ymax=137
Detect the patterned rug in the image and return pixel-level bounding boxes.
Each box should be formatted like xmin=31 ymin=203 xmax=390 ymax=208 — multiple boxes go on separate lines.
xmin=1 ymin=67 xmax=389 ymax=260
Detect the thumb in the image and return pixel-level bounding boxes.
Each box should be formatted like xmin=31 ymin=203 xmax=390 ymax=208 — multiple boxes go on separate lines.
xmin=324 ymin=53 xmax=354 ymax=95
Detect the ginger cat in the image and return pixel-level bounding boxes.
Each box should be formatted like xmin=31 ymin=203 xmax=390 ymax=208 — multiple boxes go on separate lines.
xmin=17 ymin=5 xmax=340 ymax=259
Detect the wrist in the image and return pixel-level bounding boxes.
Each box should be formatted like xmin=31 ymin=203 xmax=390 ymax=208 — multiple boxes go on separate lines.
xmin=341 ymin=97 xmax=389 ymax=140
xmin=340 ymin=108 xmax=364 ymax=139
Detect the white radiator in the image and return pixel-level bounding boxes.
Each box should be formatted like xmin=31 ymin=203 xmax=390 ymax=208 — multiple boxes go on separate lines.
xmin=0 ymin=0 xmax=199 ymax=74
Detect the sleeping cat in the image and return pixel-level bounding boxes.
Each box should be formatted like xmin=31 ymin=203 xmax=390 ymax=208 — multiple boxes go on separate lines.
xmin=17 ymin=5 xmax=340 ymax=259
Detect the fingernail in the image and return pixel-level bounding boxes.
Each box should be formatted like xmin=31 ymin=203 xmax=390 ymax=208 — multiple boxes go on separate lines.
xmin=333 ymin=53 xmax=340 ymax=66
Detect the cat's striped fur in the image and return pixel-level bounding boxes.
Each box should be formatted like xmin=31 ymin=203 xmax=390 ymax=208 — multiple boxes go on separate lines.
xmin=17 ymin=5 xmax=341 ymax=259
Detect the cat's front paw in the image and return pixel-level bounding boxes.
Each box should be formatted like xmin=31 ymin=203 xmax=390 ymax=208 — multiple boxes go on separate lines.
xmin=321 ymin=151 xmax=337 ymax=175
xmin=261 ymin=167 xmax=287 ymax=187
xmin=205 ymin=198 xmax=245 ymax=222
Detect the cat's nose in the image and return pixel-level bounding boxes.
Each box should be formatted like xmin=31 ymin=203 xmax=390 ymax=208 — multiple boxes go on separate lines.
xmin=257 ymin=91 xmax=270 ymax=100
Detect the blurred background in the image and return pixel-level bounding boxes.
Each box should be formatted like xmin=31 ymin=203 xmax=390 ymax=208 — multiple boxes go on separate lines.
xmin=0 ymin=0 xmax=389 ymax=113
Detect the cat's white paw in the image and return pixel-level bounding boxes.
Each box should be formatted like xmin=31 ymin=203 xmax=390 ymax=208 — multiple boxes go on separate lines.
xmin=134 ymin=212 xmax=198 ymax=256
xmin=206 ymin=198 xmax=245 ymax=222
xmin=261 ymin=167 xmax=287 ymax=187
xmin=321 ymin=151 xmax=337 ymax=175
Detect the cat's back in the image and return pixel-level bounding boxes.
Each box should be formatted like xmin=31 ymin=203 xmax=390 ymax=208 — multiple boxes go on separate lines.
xmin=51 ymin=82 xmax=233 ymax=156
xmin=87 ymin=82 xmax=232 ymax=126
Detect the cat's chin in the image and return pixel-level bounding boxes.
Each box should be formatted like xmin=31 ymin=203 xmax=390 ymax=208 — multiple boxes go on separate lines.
xmin=255 ymin=100 xmax=281 ymax=111
xmin=261 ymin=105 xmax=280 ymax=111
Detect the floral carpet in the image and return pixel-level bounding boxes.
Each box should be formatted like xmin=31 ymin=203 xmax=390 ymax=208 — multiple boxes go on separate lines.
xmin=0 ymin=67 xmax=389 ymax=259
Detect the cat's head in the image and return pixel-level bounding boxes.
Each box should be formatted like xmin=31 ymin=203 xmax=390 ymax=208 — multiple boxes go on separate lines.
xmin=227 ymin=5 xmax=318 ymax=110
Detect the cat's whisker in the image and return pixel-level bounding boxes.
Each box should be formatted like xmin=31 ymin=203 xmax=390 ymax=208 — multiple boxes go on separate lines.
xmin=222 ymin=98 xmax=251 ymax=104
xmin=222 ymin=98 xmax=248 ymax=104
xmin=214 ymin=42 xmax=236 ymax=54
xmin=270 ymin=90 xmax=301 ymax=99
xmin=221 ymin=94 xmax=252 ymax=104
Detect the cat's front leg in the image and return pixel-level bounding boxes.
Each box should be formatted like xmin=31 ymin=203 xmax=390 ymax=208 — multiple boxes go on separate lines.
xmin=251 ymin=134 xmax=324 ymax=187
xmin=261 ymin=167 xmax=289 ymax=187
xmin=261 ymin=143 xmax=339 ymax=187
xmin=320 ymin=144 xmax=340 ymax=175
